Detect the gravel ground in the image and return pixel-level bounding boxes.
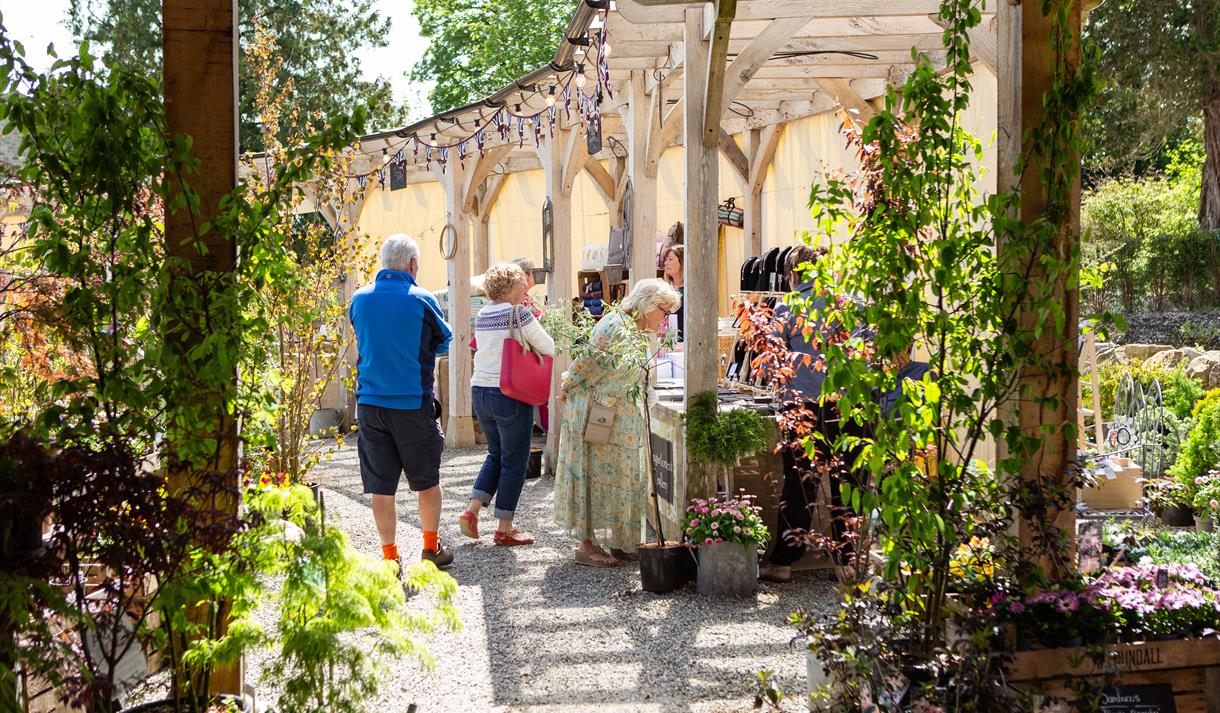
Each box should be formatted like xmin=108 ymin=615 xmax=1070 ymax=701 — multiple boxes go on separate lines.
xmin=247 ymin=444 xmax=838 ymax=713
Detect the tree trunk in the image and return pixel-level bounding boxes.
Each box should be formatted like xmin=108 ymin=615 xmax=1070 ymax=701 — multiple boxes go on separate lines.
xmin=1201 ymin=80 xmax=1220 ymax=233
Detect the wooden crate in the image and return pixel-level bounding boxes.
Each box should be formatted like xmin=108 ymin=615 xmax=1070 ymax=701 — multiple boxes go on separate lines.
xmin=1007 ymin=637 xmax=1220 ymax=712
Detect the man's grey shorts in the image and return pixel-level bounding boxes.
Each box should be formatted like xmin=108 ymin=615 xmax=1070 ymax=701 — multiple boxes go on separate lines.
xmin=357 ymin=404 xmax=443 ymax=495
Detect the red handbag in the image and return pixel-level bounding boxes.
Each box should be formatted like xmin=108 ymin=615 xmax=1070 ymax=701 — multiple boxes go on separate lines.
xmin=499 ymin=306 xmax=553 ymax=406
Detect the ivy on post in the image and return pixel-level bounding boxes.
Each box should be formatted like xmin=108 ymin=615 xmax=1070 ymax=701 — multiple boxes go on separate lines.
xmin=1012 ymin=0 xmax=1088 ymax=582
xmin=161 ymin=0 xmax=243 ymax=696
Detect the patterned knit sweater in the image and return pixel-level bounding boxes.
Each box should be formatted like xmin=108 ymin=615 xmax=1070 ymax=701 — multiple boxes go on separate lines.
xmin=471 ymin=303 xmax=556 ymax=389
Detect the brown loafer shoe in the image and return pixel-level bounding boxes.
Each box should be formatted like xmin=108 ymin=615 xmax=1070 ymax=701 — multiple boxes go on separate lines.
xmin=421 ymin=543 xmax=454 ymax=569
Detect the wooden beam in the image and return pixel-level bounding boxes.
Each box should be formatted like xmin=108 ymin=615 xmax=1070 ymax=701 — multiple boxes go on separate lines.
xmin=815 ymin=77 xmax=877 ymax=119
xmin=683 ymin=6 xmax=719 ymax=491
xmin=701 ymin=0 xmax=738 ymax=147
xmin=583 ymin=159 xmax=617 ymax=206
xmin=721 ymin=16 xmax=818 ymax=108
xmin=560 ymin=127 xmax=590 ymax=197
xmin=1015 ymin=0 xmax=1082 ymax=579
xmin=433 ymin=160 xmax=477 ymax=448
xmin=612 ymin=31 xmax=949 ymax=57
xmin=540 ymin=128 xmax=574 ymax=472
xmin=162 ymin=0 xmax=242 ymax=695
xmin=617 ymin=0 xmax=945 ymax=23
xmin=461 ymin=143 xmax=513 ymax=214
xmin=744 ymin=122 xmax=784 ymax=257
xmin=718 ymin=128 xmax=749 ymax=185
xmin=627 ymin=70 xmax=660 ymax=285
xmin=609 ymin=15 xmax=965 ymax=42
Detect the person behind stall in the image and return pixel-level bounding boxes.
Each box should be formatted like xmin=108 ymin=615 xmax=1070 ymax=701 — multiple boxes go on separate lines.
xmin=554 ymin=279 xmax=681 ymax=567
xmin=661 ymin=243 xmax=685 ymax=342
xmin=758 ymin=244 xmax=867 ymax=583
xmin=349 ymin=233 xmax=453 ymax=571
xmin=457 ymin=263 xmax=556 ymax=546
xmin=511 ymin=256 xmax=544 ymax=318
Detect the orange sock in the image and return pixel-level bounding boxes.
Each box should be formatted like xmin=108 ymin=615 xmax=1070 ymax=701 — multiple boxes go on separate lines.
xmin=381 ymin=543 xmax=399 ymax=561
xmin=423 ymin=531 xmax=439 ymax=553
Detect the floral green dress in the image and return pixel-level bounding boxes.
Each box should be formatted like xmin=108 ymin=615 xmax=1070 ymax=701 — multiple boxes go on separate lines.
xmin=554 ymin=312 xmax=649 ymax=552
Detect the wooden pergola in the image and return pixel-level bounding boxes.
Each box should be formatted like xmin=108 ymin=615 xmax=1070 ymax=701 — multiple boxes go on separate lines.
xmin=337 ymin=0 xmax=1019 ymax=468
xmin=165 ymin=0 xmax=1088 ymax=691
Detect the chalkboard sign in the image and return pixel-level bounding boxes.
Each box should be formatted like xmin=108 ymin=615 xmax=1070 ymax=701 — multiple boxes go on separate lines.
xmin=389 ymin=161 xmax=407 ymax=191
xmin=650 ymin=433 xmax=674 ymax=504
xmin=586 ymin=114 xmax=603 ymax=156
xmin=1099 ymin=684 xmax=1176 ymax=713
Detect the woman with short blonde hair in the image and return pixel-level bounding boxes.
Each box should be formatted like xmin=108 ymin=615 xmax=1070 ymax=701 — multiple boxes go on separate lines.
xmin=460 ymin=262 xmax=555 ymax=547
xmin=554 ymin=278 xmax=680 ymax=566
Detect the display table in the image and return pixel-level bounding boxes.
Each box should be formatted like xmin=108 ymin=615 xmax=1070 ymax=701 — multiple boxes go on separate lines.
xmin=647 ymin=386 xmax=831 ymax=569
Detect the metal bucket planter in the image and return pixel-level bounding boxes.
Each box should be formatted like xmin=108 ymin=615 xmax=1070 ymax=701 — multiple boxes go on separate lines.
xmin=696 ymin=541 xmax=758 ymax=596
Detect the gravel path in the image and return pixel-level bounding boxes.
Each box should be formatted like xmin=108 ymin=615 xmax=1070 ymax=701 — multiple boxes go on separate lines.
xmin=249 ymin=444 xmax=837 ymax=713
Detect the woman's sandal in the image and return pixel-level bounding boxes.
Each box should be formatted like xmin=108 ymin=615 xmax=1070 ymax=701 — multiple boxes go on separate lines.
xmin=458 ymin=510 xmax=479 ymax=539
xmin=493 ymin=529 xmax=534 ymax=546
xmin=575 ymin=547 xmax=619 ymax=567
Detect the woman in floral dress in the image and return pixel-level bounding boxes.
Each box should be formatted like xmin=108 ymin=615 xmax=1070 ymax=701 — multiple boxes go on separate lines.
xmin=554 ymin=279 xmax=682 ymax=567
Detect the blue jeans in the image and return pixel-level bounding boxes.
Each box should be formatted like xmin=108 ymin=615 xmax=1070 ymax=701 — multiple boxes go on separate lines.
xmin=471 ymin=386 xmax=534 ymax=520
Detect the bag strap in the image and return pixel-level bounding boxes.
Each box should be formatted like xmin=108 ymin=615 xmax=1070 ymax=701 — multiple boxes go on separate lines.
xmin=509 ymin=304 xmax=535 ymax=357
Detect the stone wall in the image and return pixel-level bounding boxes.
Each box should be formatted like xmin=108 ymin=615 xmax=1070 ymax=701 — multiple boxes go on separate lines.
xmin=1113 ymin=311 xmax=1220 ymax=350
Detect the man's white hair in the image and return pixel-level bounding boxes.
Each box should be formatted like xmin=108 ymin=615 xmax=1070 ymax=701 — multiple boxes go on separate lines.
xmin=381 ymin=233 xmax=420 ymax=271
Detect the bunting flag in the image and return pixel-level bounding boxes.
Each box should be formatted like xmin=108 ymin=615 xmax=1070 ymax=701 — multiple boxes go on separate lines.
xmin=439 ymin=147 xmax=449 ymax=171
xmin=476 ymin=129 xmax=486 ymax=156
xmin=393 ymin=149 xmax=405 ymax=166
xmin=517 ymin=116 xmax=526 ymax=147
xmin=376 ymin=167 xmax=386 ymax=187
xmin=457 ymin=141 xmax=468 ymax=168
xmin=562 ymin=85 xmax=573 ymax=120
xmin=355 ymin=175 xmax=367 ymax=190
xmin=533 ymin=118 xmax=543 ymax=147
xmin=547 ymin=106 xmax=557 ymax=137
xmin=425 ymin=145 xmax=433 ymax=168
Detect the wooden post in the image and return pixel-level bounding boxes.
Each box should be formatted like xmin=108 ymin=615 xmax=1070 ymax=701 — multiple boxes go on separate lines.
xmin=162 ymin=0 xmax=242 ymax=695
xmin=540 ymin=129 xmax=574 ymax=470
xmin=472 ymin=217 xmax=491 ymax=274
xmin=627 ymin=71 xmax=659 ymax=285
xmin=1015 ymin=0 xmax=1082 ymax=579
xmin=683 ymin=6 xmax=720 ymax=492
xmin=744 ymin=123 xmax=782 ymax=258
xmin=436 ymin=160 xmax=477 ymax=448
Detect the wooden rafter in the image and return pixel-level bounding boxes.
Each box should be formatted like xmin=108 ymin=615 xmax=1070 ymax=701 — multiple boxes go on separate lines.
xmin=718 ymin=128 xmax=749 ymax=184
xmin=461 ymin=143 xmax=514 ymax=214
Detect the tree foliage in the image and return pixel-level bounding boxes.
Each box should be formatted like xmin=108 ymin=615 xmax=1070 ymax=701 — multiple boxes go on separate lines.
xmin=410 ymin=0 xmax=573 ymax=113
xmin=1084 ymin=0 xmax=1220 ymax=228
xmin=68 ymin=0 xmax=408 ymax=151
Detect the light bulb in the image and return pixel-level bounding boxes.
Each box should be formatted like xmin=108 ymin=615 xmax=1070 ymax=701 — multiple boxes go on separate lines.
xmin=576 ymin=73 xmax=586 ymax=88
xmin=546 ymin=86 xmax=556 ymax=107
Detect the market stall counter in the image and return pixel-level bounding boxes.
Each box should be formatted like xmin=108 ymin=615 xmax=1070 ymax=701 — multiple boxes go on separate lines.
xmin=648 ymin=382 xmax=830 ymax=570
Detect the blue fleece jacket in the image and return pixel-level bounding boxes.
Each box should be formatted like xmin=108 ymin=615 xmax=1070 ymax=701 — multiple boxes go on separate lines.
xmin=349 ymin=269 xmax=453 ymax=410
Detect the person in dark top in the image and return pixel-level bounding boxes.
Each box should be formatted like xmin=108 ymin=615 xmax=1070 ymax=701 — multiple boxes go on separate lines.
xmin=759 ymin=244 xmax=868 ymax=583
xmin=662 ymin=243 xmax=684 ymax=341
xmin=349 ymin=233 xmax=454 ymax=572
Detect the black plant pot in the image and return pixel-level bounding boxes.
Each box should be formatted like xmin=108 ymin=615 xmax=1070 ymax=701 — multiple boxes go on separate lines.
xmin=526 ymin=448 xmax=543 ymax=480
xmin=638 ymin=541 xmax=695 ymax=593
xmin=120 ymin=694 xmax=247 ymax=713
xmin=1161 ymin=504 xmax=1195 ymax=526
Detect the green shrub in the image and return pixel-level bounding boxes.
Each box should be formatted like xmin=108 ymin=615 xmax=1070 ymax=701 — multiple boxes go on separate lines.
xmin=682 ymin=391 xmax=771 ymax=469
xmin=1163 ymin=367 xmax=1207 ymax=420
xmin=1169 ymin=389 xmax=1220 ymax=501
xmin=1085 ymin=360 xmax=1205 ymax=422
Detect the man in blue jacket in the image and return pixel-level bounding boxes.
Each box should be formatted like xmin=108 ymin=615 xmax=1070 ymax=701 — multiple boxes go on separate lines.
xmin=350 ymin=234 xmax=454 ymax=570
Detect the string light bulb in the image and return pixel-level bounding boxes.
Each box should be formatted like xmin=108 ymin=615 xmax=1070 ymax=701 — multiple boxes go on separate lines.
xmin=575 ymin=64 xmax=586 ymax=88
xmin=546 ymin=85 xmax=556 ymax=107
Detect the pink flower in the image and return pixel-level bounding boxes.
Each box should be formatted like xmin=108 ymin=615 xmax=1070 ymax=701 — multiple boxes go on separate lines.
xmin=705 ymin=537 xmax=714 ymax=544
xmin=690 ymin=518 xmax=700 ymax=527
xmin=734 ymin=526 xmax=742 ymax=534
xmin=711 ymin=509 xmax=720 ymax=516
xmin=735 ymin=512 xmax=745 ymax=521
xmin=698 ymin=506 xmax=709 ymax=514
xmin=711 ymin=522 xmax=719 ymax=530
xmin=715 ymin=538 xmax=724 ymax=544
xmin=1211 ymin=499 xmax=1219 ymax=509
xmin=1009 ymin=602 xmax=1025 ymax=614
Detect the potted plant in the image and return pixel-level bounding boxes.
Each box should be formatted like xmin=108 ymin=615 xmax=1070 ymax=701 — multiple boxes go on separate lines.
xmin=682 ymin=492 xmax=770 ymax=596
xmin=1143 ymin=477 xmax=1195 ymax=526
xmin=1189 ymin=469 xmax=1220 ymax=531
